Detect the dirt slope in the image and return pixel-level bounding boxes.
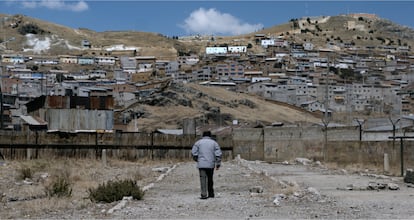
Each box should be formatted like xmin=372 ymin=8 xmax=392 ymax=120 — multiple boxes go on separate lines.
xmin=129 ymin=83 xmax=321 ymax=132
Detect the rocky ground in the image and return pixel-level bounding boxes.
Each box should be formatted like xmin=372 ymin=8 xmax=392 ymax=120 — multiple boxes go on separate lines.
xmin=1 ymin=157 xmax=414 ymax=219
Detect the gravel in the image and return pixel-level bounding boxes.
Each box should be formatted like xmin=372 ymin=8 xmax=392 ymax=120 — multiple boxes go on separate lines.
xmin=109 ymin=157 xmax=414 ymax=219
xmin=2 ymin=157 xmax=414 ymax=219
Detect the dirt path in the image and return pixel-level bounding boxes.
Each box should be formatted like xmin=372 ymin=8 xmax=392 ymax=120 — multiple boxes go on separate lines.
xmin=106 ymin=158 xmax=414 ymax=219
xmin=3 ymin=158 xmax=414 ymax=219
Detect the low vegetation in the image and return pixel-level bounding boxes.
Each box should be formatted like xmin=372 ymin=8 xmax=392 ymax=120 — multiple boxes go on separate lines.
xmin=88 ymin=179 xmax=144 ymax=203
xmin=45 ymin=172 xmax=73 ymax=198
xmin=17 ymin=166 xmax=33 ymax=180
xmin=1 ymin=158 xmax=163 ymax=218
xmin=17 ymin=23 xmax=48 ymax=35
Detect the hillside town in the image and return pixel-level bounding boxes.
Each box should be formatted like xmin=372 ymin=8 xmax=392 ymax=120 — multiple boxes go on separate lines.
xmin=1 ymin=14 xmax=414 ymax=132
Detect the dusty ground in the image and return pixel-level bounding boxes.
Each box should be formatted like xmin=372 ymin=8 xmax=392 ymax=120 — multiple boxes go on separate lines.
xmin=1 ymin=157 xmax=414 ymax=219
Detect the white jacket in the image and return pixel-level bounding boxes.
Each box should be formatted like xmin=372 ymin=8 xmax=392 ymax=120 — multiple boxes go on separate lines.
xmin=191 ymin=136 xmax=222 ymax=168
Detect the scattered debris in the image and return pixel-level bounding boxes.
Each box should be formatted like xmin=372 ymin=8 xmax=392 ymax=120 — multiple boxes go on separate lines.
xmin=295 ymin=158 xmax=312 ymax=165
xmin=107 ymin=196 xmax=133 ymax=214
xmin=273 ymin=193 xmax=287 ymax=206
xmin=249 ymin=186 xmax=264 ymax=193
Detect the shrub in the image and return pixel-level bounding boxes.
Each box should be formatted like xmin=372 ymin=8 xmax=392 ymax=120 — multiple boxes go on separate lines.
xmin=88 ymin=179 xmax=144 ymax=203
xmin=45 ymin=172 xmax=72 ymax=197
xmin=45 ymin=169 xmax=72 ymax=197
xmin=17 ymin=23 xmax=47 ymax=35
xmin=17 ymin=167 xmax=33 ymax=180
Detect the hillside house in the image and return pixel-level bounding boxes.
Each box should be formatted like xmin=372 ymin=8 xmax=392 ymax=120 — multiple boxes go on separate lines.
xmin=120 ymin=56 xmax=137 ymax=74
xmin=111 ymin=83 xmax=137 ymax=106
xmin=155 ymin=60 xmax=170 ymax=77
xmin=10 ymin=68 xmax=32 ymax=79
xmin=18 ymin=79 xmax=44 ymax=97
xmin=33 ymin=58 xmax=59 ymax=65
xmin=300 ymin=100 xmax=324 ymax=112
xmin=1 ymin=54 xmax=25 ymax=64
xmin=95 ymin=56 xmax=116 ymax=66
xmin=228 ymin=46 xmax=247 ymax=53
xmin=216 ymin=62 xmax=244 ymax=79
xmin=244 ymin=71 xmax=264 ymax=79
xmin=193 ymin=67 xmax=213 ymax=81
xmin=199 ymin=81 xmax=237 ymax=90
xmin=51 ymin=80 xmax=110 ymax=97
xmin=112 ymin=69 xmax=128 ymax=83
xmin=78 ymin=57 xmax=94 ymax=65
xmin=79 ymin=87 xmax=113 ymax=97
xmin=172 ymin=71 xmax=193 ymax=83
xmin=303 ymin=42 xmax=314 ymax=51
xmin=59 ymin=55 xmax=78 ymax=64
xmin=24 ymin=96 xmax=114 ymax=132
xmin=89 ymin=70 xmax=107 ymax=79
xmin=261 ymin=39 xmax=275 ymax=48
xmin=81 ymin=40 xmax=91 ymax=49
xmin=165 ymin=61 xmax=180 ymax=77
xmin=1 ymin=78 xmax=19 ymax=95
xmin=178 ymin=55 xmax=199 ymax=66
xmin=135 ymin=56 xmax=156 ymax=72
xmin=206 ymin=47 xmax=228 ymax=55
xmin=48 ymin=69 xmax=68 ymax=83
xmin=264 ymin=57 xmax=284 ymax=75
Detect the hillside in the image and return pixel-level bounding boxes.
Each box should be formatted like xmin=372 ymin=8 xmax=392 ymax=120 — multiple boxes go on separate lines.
xmin=118 ymin=82 xmax=321 ymax=132
xmin=0 ymin=14 xmax=190 ymax=58
xmin=1 ymin=13 xmax=414 ymax=57
xmin=1 ymin=13 xmax=414 ymax=131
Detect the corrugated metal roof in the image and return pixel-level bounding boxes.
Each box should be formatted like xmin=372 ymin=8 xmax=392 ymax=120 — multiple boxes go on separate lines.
xmin=20 ymin=115 xmax=47 ymax=126
xmin=156 ymin=129 xmax=183 ymax=135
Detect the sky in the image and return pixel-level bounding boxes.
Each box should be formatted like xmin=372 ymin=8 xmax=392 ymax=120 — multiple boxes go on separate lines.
xmin=1 ymin=1 xmax=413 ymax=37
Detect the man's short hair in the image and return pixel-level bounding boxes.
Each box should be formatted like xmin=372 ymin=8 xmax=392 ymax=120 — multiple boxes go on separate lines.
xmin=202 ymin=131 xmax=212 ymax=137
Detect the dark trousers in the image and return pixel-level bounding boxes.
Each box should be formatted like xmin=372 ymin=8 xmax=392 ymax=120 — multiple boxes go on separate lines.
xmin=199 ymin=168 xmax=214 ymax=197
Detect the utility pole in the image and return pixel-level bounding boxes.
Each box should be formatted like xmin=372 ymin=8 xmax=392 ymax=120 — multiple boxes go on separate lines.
xmin=0 ymin=62 xmax=3 ymax=130
xmin=322 ymin=56 xmax=331 ymax=161
xmin=389 ymin=117 xmax=401 ymax=149
xmin=0 ymin=16 xmax=10 ymax=130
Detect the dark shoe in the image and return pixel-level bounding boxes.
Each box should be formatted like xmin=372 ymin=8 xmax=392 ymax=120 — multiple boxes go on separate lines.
xmin=208 ymin=195 xmax=214 ymax=198
xmin=200 ymin=196 xmax=208 ymax=200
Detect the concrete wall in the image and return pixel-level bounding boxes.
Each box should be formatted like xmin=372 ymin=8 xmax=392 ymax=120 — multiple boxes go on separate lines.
xmin=232 ymin=128 xmax=263 ymax=161
xmin=232 ymin=127 xmax=414 ymax=176
xmin=2 ymin=127 xmax=414 ymax=176
xmin=0 ymin=131 xmax=233 ymax=161
xmin=263 ymin=127 xmax=325 ymax=162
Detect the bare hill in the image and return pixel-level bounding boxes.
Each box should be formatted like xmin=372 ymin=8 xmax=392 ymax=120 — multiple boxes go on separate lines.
xmin=0 ymin=14 xmax=188 ymax=58
xmin=119 ymin=82 xmax=321 ymax=132
xmin=2 ymin=13 xmax=414 ymax=57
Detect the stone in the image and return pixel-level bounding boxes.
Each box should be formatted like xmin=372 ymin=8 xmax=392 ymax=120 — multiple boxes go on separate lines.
xmin=404 ymin=169 xmax=414 ymax=184
xmin=249 ymin=186 xmax=263 ymax=193
xmin=306 ymin=187 xmax=320 ymax=197
xmin=346 ymin=184 xmax=354 ymax=190
xmin=295 ymin=158 xmax=312 ymax=165
xmin=273 ymin=194 xmax=286 ymax=206
xmin=107 ymin=196 xmax=132 ymax=214
xmin=387 ymin=183 xmax=399 ymax=190
xmin=152 ymin=167 xmax=169 ymax=173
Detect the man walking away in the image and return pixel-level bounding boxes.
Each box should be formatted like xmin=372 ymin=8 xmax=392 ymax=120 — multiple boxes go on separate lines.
xmin=191 ymin=131 xmax=222 ymax=199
